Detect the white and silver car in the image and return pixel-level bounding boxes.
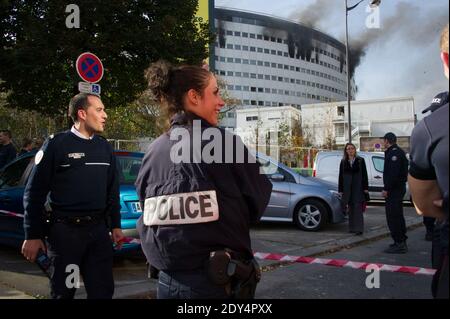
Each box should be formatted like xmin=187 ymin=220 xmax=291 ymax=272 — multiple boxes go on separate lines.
xmin=257 ymin=153 xmax=345 ymax=232
xmin=312 ymin=151 xmax=411 ymax=202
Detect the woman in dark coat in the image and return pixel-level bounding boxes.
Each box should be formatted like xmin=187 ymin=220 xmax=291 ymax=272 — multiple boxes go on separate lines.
xmin=338 ymin=143 xmax=369 ymax=235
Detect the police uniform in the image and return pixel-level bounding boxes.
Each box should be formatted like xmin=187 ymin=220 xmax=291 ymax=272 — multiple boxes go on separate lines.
xmin=410 ymin=92 xmax=449 ymax=298
xmin=23 ymin=127 xmax=120 ymax=299
xmin=135 ymin=112 xmax=272 ymax=299
xmin=383 ymin=138 xmax=409 ymax=247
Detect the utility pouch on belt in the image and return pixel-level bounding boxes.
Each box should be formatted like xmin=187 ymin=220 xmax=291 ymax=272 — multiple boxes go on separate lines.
xmin=206 ymin=251 xmax=232 ymax=285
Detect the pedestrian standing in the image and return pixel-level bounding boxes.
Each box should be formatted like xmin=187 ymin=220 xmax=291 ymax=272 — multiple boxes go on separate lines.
xmin=382 ymin=132 xmax=409 ymax=253
xmin=21 ymin=93 xmax=124 ymax=299
xmin=408 ymin=24 xmax=449 ymax=299
xmin=135 ymin=61 xmax=272 ymax=299
xmin=0 ymin=129 xmax=17 ymax=169
xmin=338 ymin=143 xmax=369 ymax=235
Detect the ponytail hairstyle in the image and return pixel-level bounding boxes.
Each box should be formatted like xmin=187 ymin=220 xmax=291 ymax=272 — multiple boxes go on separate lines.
xmin=144 ymin=60 xmax=212 ymax=121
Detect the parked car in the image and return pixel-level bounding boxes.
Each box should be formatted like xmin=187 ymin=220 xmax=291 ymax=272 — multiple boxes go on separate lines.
xmin=257 ymin=153 xmax=345 ymax=231
xmin=0 ymin=150 xmax=143 ymax=252
xmin=312 ymin=151 xmax=411 ymax=201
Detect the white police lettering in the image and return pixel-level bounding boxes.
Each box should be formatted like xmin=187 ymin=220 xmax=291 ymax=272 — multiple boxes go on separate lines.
xmin=392 ymin=156 xmax=398 ymax=161
xmin=68 ymin=153 xmax=85 ymax=159
xmin=35 ymin=150 xmax=44 ymax=165
xmin=432 ymin=98 xmax=441 ymax=104
xmin=143 ymin=191 xmax=219 ymax=226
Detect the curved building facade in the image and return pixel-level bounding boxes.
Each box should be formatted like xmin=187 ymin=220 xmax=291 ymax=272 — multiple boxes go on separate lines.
xmin=213 ymin=7 xmax=349 ymax=112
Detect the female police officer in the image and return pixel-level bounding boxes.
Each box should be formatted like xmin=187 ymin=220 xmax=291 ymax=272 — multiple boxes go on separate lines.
xmin=135 ymin=61 xmax=272 ymax=299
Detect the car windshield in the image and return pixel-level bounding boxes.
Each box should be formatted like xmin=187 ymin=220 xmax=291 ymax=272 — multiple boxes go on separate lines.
xmin=116 ymin=155 xmax=142 ymax=185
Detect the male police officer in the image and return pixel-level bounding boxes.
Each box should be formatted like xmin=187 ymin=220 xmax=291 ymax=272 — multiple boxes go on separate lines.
xmin=21 ymin=93 xmax=124 ymax=299
xmin=419 ymin=92 xmax=449 ymax=242
xmin=382 ymin=132 xmax=409 ymax=254
xmin=408 ymin=24 xmax=449 ymax=299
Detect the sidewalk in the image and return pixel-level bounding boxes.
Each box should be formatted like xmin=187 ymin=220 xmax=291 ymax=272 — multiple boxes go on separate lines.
xmin=0 ymin=282 xmax=35 ymax=299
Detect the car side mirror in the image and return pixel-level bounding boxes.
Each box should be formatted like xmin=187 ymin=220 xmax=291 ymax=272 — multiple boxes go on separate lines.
xmin=270 ymin=173 xmax=285 ymax=182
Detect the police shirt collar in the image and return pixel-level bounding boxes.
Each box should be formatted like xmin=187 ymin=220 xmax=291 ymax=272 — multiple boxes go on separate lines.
xmin=71 ymin=126 xmax=94 ymax=140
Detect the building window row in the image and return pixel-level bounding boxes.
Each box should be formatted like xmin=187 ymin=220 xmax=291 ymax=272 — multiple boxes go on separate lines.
xmin=215 ymin=47 xmax=345 ymax=81
xmin=226 ymin=86 xmax=333 ymax=103
xmin=218 ymin=29 xmax=342 ymax=63
xmin=215 ymin=67 xmax=346 ymax=96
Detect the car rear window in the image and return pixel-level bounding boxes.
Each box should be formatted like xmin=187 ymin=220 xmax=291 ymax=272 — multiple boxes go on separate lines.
xmin=116 ymin=155 xmax=142 ymax=185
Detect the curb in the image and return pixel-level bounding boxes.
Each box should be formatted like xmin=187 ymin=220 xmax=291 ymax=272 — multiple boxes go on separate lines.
xmin=259 ymin=217 xmax=424 ymax=272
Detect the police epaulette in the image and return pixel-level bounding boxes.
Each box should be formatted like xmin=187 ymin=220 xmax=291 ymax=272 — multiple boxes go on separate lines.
xmin=48 ymin=131 xmax=67 ymax=140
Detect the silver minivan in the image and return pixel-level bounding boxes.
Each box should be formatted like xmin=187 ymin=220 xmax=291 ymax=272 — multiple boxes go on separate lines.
xmin=313 ymin=151 xmax=411 ymax=201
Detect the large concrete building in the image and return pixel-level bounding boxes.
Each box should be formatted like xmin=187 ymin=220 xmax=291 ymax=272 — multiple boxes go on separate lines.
xmin=232 ymin=97 xmax=415 ymax=152
xmin=213 ymin=7 xmax=351 ymax=128
xmin=300 ymin=96 xmax=416 ymax=149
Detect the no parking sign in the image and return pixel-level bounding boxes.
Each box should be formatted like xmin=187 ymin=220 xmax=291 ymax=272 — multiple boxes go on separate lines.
xmin=76 ymin=52 xmax=104 ymax=83
xmin=76 ymin=52 xmax=103 ymax=95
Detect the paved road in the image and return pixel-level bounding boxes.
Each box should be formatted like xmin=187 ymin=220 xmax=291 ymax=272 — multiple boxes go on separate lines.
xmin=256 ymin=225 xmax=434 ymax=299
xmin=0 ymin=205 xmax=426 ymax=299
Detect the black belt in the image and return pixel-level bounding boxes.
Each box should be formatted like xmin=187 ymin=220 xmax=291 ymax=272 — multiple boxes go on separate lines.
xmin=52 ymin=215 xmax=105 ymax=226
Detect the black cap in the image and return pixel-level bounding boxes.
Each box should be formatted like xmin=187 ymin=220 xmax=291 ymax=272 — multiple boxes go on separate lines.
xmin=383 ymin=132 xmax=397 ymax=144
xmin=422 ymin=91 xmax=449 ymax=114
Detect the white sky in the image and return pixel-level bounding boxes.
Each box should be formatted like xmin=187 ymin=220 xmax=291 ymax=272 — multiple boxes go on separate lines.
xmin=216 ymin=0 xmax=449 ymax=118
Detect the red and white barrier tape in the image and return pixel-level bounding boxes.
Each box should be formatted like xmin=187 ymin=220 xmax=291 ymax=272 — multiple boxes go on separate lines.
xmin=253 ymin=252 xmax=436 ymax=276
xmin=0 ymin=210 xmax=24 ymax=218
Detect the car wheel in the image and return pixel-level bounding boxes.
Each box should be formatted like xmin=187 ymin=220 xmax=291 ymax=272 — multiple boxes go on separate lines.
xmin=294 ymin=199 xmax=328 ymax=231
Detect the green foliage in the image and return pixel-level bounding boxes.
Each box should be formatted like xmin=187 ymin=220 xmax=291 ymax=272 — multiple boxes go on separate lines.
xmin=0 ymin=0 xmax=213 ymax=115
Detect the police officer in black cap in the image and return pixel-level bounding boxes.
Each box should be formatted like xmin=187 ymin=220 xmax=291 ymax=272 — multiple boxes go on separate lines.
xmin=21 ymin=93 xmax=124 ymax=299
xmin=419 ymin=91 xmax=449 ymax=241
xmin=136 ymin=61 xmax=272 ymax=299
xmin=382 ymin=132 xmax=409 ymax=253
xmin=408 ymin=24 xmax=449 ymax=299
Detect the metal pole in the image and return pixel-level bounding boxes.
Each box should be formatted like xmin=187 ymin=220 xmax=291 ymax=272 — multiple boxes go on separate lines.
xmin=345 ymin=0 xmax=352 ymax=144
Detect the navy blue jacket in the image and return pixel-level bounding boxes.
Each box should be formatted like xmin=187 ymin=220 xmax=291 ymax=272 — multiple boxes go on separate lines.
xmin=383 ymin=144 xmax=408 ymax=192
xmin=135 ymin=113 xmax=273 ymax=271
xmin=23 ymin=131 xmax=120 ymax=239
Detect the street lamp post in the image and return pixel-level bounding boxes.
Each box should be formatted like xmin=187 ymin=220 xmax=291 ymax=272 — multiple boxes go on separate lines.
xmin=345 ymin=0 xmax=381 ymax=144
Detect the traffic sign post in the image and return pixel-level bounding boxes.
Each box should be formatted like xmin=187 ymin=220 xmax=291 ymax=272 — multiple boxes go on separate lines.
xmin=76 ymin=52 xmax=104 ymax=83
xmin=78 ymin=82 xmax=101 ymax=95
xmin=76 ymin=52 xmax=103 ymax=95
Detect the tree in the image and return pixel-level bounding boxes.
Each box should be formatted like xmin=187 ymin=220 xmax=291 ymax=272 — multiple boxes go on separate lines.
xmin=0 ymin=0 xmax=213 ymax=115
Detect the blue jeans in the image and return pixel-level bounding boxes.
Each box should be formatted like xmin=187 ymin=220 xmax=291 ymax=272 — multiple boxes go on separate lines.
xmin=157 ymin=269 xmax=229 ymax=299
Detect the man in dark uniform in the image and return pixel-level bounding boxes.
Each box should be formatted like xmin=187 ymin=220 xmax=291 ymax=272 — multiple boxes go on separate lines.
xmin=21 ymin=93 xmax=124 ymax=299
xmin=382 ymin=132 xmax=409 ymax=254
xmin=408 ymin=24 xmax=449 ymax=299
xmin=0 ymin=129 xmax=17 ymax=169
xmin=419 ymin=92 xmax=448 ymax=242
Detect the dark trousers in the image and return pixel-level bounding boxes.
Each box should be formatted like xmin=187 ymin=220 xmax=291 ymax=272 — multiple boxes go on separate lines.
xmin=423 ymin=217 xmax=436 ymax=233
xmin=157 ymin=269 xmax=229 ymax=299
xmin=46 ymin=222 xmax=114 ymax=299
xmin=385 ymin=184 xmax=407 ymax=243
xmin=348 ymin=201 xmax=364 ymax=233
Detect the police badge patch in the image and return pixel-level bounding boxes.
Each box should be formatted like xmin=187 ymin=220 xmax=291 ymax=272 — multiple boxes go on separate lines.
xmin=35 ymin=150 xmax=44 ymax=165
xmin=68 ymin=153 xmax=85 ymax=159
xmin=392 ymin=156 xmax=398 ymax=161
